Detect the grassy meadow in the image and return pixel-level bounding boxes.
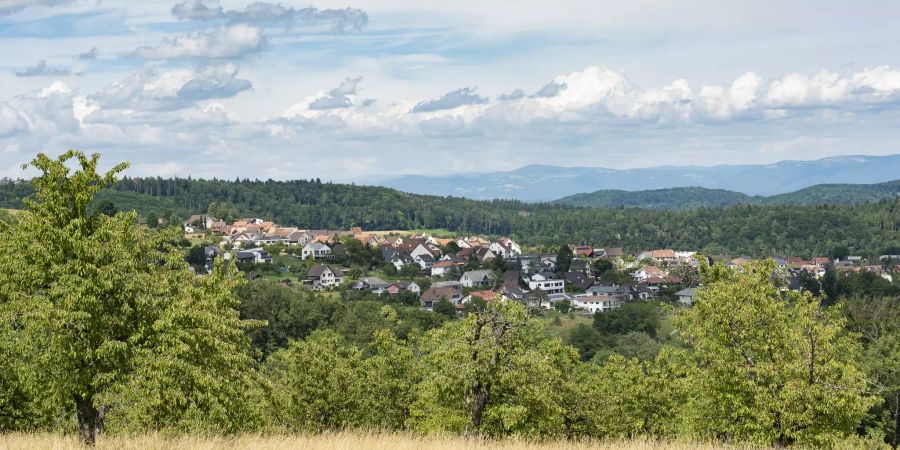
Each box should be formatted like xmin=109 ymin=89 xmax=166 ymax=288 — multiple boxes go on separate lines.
xmin=0 ymin=433 xmax=738 ymax=450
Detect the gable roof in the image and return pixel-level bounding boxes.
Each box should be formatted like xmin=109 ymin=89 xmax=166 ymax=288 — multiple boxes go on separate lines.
xmin=307 ymin=264 xmax=343 ymax=278
xmin=420 ymin=286 xmax=462 ymax=302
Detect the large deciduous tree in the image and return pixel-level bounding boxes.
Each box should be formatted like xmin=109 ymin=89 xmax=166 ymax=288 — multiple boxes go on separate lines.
xmin=677 ymin=260 xmax=878 ymax=447
xmin=0 ymin=151 xmax=259 ymax=445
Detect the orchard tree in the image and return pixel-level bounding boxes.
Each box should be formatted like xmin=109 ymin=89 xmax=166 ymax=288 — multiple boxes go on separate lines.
xmin=0 ymin=152 xmax=260 ymax=445
xmin=678 ymin=260 xmax=878 ymax=447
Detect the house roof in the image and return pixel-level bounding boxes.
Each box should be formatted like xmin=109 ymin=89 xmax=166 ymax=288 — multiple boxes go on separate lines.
xmin=467 ymin=290 xmax=499 ymax=301
xmin=639 ymin=265 xmax=666 ymax=277
xmin=651 ymin=249 xmax=676 ymax=258
xmin=358 ymin=276 xmax=389 ymax=287
xmin=421 ymin=286 xmax=462 ymax=302
xmin=675 ymin=288 xmax=697 ymax=296
xmin=462 ymin=269 xmax=493 ymax=281
xmin=307 ymin=264 xmax=343 ymax=278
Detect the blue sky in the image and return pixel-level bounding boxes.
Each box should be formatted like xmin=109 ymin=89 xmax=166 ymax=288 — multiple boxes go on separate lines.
xmin=1 ymin=0 xmax=900 ymax=181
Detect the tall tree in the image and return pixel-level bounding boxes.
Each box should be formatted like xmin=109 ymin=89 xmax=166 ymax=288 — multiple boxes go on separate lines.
xmin=555 ymin=244 xmax=573 ymax=275
xmin=677 ymin=260 xmax=878 ymax=447
xmin=0 ymin=152 xmax=259 ymax=444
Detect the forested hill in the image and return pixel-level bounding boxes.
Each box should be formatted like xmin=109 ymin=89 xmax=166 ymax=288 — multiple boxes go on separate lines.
xmin=554 ymin=180 xmax=900 ymax=209
xmin=1 ymin=177 xmax=899 ymax=258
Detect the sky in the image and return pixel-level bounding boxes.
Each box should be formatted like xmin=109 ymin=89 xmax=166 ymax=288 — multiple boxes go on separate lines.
xmin=1 ymin=0 xmax=900 ymax=182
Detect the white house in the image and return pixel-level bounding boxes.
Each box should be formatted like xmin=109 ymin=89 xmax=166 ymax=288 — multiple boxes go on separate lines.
xmin=301 ymin=242 xmax=332 ymax=260
xmin=489 ymin=237 xmax=522 ymax=259
xmin=528 ymin=273 xmax=565 ymax=294
xmin=571 ymin=294 xmax=624 ymax=313
xmin=305 ymin=264 xmax=344 ymax=290
xmin=410 ymin=243 xmax=441 ymax=260
xmin=234 ymin=247 xmax=273 ymax=264
xmin=431 ymin=260 xmax=459 ymax=277
xmin=633 ymin=265 xmax=665 ymax=282
xmin=460 ymin=270 xmax=494 ymax=288
xmin=675 ymin=287 xmax=697 ymax=306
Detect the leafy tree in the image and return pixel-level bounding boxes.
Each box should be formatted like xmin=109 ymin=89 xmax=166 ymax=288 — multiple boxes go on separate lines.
xmin=266 ymin=330 xmax=366 ymax=431
xmin=592 ymin=259 xmax=613 ymax=275
xmin=235 ymin=281 xmax=343 ymax=358
xmin=144 ymin=210 xmax=159 ymax=229
xmin=93 ymin=199 xmax=118 ymax=217
xmin=844 ymin=296 xmax=900 ymax=448
xmin=829 ymin=245 xmax=850 ymax=261
xmin=593 ymin=302 xmax=662 ymax=338
xmin=677 ymin=260 xmax=878 ymax=447
xmin=565 ymin=323 xmax=604 ymax=361
xmin=0 ymin=152 xmax=259 ymax=444
xmin=410 ymin=302 xmax=576 ymax=437
xmin=433 ymin=298 xmax=457 ymax=319
xmin=555 ymin=244 xmax=573 ymax=275
xmin=553 ymin=299 xmax=571 ymax=314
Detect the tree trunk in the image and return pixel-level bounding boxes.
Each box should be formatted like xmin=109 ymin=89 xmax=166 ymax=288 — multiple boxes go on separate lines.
xmin=75 ymin=395 xmax=99 ymax=446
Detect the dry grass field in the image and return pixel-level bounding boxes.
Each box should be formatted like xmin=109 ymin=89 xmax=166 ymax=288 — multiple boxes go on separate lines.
xmin=0 ymin=432 xmax=737 ymax=450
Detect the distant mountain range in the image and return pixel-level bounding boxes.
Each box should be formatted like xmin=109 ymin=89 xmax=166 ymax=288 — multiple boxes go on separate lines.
xmin=554 ymin=180 xmax=900 ymax=210
xmin=372 ymin=154 xmax=900 ymax=201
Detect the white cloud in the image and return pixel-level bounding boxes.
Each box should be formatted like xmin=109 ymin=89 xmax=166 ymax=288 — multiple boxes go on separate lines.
xmin=135 ymin=24 xmax=265 ymax=60
xmin=0 ymin=0 xmax=76 ymax=16
xmin=171 ymin=0 xmax=368 ymax=33
xmin=411 ymin=87 xmax=488 ymax=113
xmin=13 ymin=60 xmax=71 ymax=77
xmin=308 ymin=76 xmax=363 ymax=110
xmin=90 ymin=64 xmax=252 ymax=111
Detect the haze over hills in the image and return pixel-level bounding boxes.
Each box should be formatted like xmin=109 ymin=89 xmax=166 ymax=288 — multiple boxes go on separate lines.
xmin=372 ymin=154 xmax=900 ymax=201
xmin=554 ymin=180 xmax=900 ymax=210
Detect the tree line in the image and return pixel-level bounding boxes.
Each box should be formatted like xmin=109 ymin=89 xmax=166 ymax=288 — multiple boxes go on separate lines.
xmin=2 ymin=172 xmax=899 ymax=258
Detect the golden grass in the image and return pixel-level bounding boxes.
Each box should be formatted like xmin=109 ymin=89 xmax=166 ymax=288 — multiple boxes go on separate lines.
xmin=0 ymin=432 xmax=735 ymax=450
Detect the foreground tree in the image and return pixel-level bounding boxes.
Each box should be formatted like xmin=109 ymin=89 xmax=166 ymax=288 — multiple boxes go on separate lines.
xmin=678 ymin=260 xmax=879 ymax=447
xmin=0 ymin=152 xmax=259 ymax=444
xmin=410 ymin=301 xmax=577 ymax=437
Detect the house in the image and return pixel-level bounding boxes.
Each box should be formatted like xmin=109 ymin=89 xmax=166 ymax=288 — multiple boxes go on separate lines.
xmin=301 ymin=242 xmax=332 ymax=260
xmin=461 ymin=290 xmax=500 ymax=305
xmin=184 ymin=214 xmax=205 ymax=231
xmin=460 ymin=270 xmax=494 ymax=288
xmin=431 ymin=260 xmax=460 ymax=277
xmin=414 ymin=253 xmax=436 ymax=269
xmin=564 ymin=271 xmax=593 ymax=291
xmin=572 ymin=245 xmax=593 ymax=257
xmin=675 ymin=287 xmax=697 ymax=306
xmin=489 ymin=237 xmax=522 ymax=259
xmin=234 ymin=247 xmax=273 ymax=264
xmin=633 ymin=265 xmax=665 ymax=282
xmin=568 ymin=259 xmax=594 ymax=277
xmin=420 ymin=286 xmax=463 ymax=310
xmin=587 ymin=285 xmax=622 ymax=296
xmin=410 ymin=243 xmax=442 ymax=260
xmin=571 ymin=294 xmax=624 ymax=313
xmin=600 ymin=247 xmax=624 ymax=261
xmin=623 ymin=283 xmax=653 ymax=300
xmin=475 ymin=247 xmax=497 ymax=262
xmin=304 ymin=264 xmax=344 ymax=290
xmin=386 ymin=280 xmax=421 ymax=296
xmin=527 ymin=272 xmax=565 ymax=294
xmin=352 ymin=276 xmax=391 ymax=293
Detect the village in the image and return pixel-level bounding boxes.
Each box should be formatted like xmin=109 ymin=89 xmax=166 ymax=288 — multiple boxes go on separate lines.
xmin=183 ymin=214 xmax=900 ymax=315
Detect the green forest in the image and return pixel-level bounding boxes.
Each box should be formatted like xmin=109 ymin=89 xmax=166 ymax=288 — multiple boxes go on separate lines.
xmin=554 ymin=180 xmax=900 ymax=209
xmin=1 ymin=152 xmax=900 ymax=448
xmin=2 ymin=173 xmax=899 ymax=259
